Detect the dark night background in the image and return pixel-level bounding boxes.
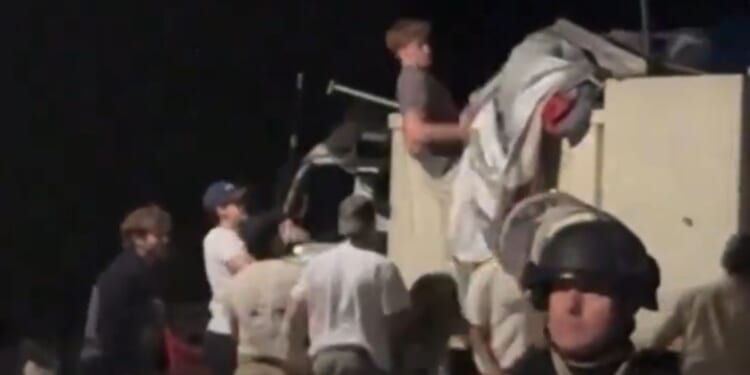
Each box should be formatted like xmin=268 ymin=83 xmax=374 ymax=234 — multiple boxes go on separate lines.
xmin=3 ymin=0 xmax=748 ymax=368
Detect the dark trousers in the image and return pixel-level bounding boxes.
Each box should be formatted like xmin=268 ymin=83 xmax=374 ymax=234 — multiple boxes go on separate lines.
xmin=203 ymin=331 xmax=236 ymax=375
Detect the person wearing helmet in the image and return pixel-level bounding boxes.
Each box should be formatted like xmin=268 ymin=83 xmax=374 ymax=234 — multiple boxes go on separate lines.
xmin=508 ymin=219 xmax=679 ymax=375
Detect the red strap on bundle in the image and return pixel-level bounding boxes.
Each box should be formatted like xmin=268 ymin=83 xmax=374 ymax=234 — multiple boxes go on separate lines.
xmin=541 ymin=92 xmax=575 ymax=134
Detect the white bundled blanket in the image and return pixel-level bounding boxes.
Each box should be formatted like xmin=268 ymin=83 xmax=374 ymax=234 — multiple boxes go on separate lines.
xmin=448 ymin=25 xmax=599 ymax=264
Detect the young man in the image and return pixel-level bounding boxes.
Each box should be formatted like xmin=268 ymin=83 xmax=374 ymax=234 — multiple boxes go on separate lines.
xmin=222 ymin=213 xmax=306 ymax=375
xmin=92 ymin=204 xmax=172 ymax=375
xmin=386 ymin=18 xmax=473 ymax=178
xmin=202 ymin=180 xmax=253 ymax=375
xmin=649 ymin=234 xmax=750 ymax=375
xmin=509 ymin=220 xmax=678 ymax=375
xmin=285 ymin=195 xmax=411 ymax=375
xmin=386 ymin=18 xmax=482 ymax=310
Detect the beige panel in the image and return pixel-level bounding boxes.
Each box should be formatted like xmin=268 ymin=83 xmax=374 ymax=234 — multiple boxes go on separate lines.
xmin=557 ymin=122 xmax=601 ymax=206
xmin=741 ymin=80 xmax=750 ymax=232
xmin=596 ymin=75 xmax=746 ymax=345
xmin=387 ymin=114 xmax=454 ymax=287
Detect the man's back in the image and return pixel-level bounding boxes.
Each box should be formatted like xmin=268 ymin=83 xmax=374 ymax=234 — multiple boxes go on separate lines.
xmin=95 ymin=250 xmax=156 ymax=373
xmin=225 ymin=258 xmax=302 ymax=360
xmin=658 ymin=278 xmax=750 ymax=374
xmin=296 ymin=242 xmax=409 ymax=372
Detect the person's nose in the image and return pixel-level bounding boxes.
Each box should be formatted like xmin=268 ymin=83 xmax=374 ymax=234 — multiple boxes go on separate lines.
xmin=564 ymin=289 xmax=583 ymax=316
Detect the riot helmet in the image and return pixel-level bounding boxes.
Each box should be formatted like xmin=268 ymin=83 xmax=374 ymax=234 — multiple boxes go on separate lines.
xmin=524 ymin=219 xmax=660 ymax=312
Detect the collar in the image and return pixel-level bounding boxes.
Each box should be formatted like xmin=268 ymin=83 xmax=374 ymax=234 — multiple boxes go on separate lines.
xmin=551 ymin=342 xmax=634 ymax=375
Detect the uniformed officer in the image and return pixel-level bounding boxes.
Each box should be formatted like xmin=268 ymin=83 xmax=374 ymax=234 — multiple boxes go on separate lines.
xmin=508 ymin=218 xmax=680 ymax=375
xmin=650 ymin=233 xmax=750 ymax=374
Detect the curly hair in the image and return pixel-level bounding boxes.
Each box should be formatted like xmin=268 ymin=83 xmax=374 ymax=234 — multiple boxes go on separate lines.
xmin=120 ymin=204 xmax=172 ymax=248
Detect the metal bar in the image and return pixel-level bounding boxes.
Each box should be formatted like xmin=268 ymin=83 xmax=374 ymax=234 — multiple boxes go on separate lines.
xmin=290 ymin=72 xmax=304 ymax=160
xmin=327 ymin=80 xmax=400 ymax=109
xmin=594 ymin=122 xmax=605 ymax=208
xmin=639 ymin=0 xmax=652 ymax=58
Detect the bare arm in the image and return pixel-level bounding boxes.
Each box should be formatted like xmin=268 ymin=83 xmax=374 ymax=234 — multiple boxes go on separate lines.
xmin=284 ymin=297 xmax=308 ymax=346
xmin=649 ymin=291 xmax=691 ymax=349
xmin=650 ymin=307 xmax=685 ymax=349
xmin=283 ymin=297 xmax=310 ymax=375
xmin=469 ymin=325 xmax=504 ymax=375
xmin=379 ymin=262 xmax=412 ymax=356
xmin=398 ymin=70 xmax=469 ymax=154
xmin=403 ymin=110 xmax=468 ymax=154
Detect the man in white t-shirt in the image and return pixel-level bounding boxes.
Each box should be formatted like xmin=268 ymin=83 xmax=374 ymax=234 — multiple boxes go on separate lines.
xmin=202 ymin=180 xmax=253 ymax=375
xmin=465 ymin=260 xmax=546 ymax=374
xmin=284 ymin=195 xmax=411 ymax=375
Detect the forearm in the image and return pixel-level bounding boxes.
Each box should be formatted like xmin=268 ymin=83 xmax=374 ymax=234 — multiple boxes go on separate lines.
xmin=284 ymin=298 xmax=308 ymax=352
xmin=424 ymin=122 xmax=466 ymax=144
xmin=649 ymin=318 xmax=683 ymax=349
xmin=648 ymin=301 xmax=686 ymax=349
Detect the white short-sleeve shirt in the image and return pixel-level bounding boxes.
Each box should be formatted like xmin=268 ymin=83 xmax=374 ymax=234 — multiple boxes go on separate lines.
xmin=291 ymin=241 xmax=410 ymax=371
xmin=203 ymin=226 xmax=247 ymax=334
xmin=464 ymin=261 xmax=546 ymax=370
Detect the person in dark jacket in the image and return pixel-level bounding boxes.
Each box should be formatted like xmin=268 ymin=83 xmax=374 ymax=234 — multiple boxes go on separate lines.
xmin=90 ymin=204 xmax=172 ymax=375
xmin=508 ymin=218 xmax=680 ymax=375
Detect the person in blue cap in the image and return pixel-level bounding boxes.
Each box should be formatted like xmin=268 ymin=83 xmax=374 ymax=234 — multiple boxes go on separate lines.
xmin=201 ymin=181 xmax=253 ymax=375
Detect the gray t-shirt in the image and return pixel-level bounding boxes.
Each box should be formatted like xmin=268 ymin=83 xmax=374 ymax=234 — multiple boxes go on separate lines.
xmin=396 ymin=66 xmax=460 ymax=177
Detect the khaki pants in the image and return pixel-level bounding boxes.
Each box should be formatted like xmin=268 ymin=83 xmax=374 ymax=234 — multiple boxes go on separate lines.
xmin=312 ymin=348 xmax=386 ymax=375
xmin=235 ymin=362 xmax=286 ymax=375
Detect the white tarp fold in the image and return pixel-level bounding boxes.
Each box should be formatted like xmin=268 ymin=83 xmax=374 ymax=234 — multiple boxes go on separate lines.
xmin=449 ymin=24 xmax=599 ymax=264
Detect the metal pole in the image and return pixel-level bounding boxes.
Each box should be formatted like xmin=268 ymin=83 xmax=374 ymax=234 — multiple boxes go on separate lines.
xmin=326 ymin=80 xmax=400 ymax=109
xmin=639 ymin=0 xmax=651 ymax=57
xmin=290 ymin=72 xmax=304 ymax=160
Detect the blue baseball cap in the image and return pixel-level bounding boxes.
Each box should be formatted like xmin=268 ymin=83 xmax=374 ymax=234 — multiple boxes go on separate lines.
xmin=202 ymin=181 xmax=247 ymax=212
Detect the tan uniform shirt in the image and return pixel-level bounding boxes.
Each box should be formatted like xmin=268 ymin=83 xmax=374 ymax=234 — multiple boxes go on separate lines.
xmin=651 ymin=277 xmax=750 ymax=375
xmin=223 ymin=258 xmax=303 ymax=361
xmin=464 ymin=261 xmax=546 ymax=371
